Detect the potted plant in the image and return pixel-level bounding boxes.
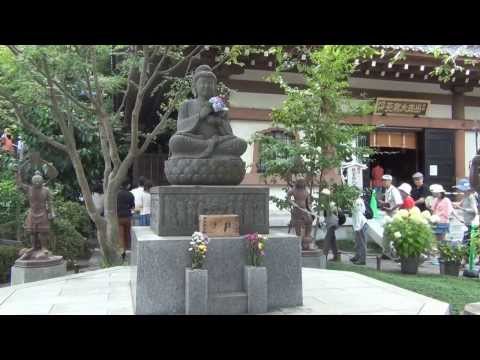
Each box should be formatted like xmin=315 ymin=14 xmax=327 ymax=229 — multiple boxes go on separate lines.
xmin=384 ymin=207 xmax=433 ymax=274
xmin=244 ymin=233 xmax=268 ymax=314
xmin=185 ymin=232 xmax=209 ymax=315
xmin=438 ymin=242 xmax=467 ymax=277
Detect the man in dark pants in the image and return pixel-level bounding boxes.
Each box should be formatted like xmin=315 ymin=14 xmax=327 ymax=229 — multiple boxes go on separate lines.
xmin=117 ymin=179 xmax=135 ymax=262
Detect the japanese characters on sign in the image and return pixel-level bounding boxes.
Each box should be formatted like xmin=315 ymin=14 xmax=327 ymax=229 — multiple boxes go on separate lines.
xmin=375 ymin=98 xmax=430 ymax=116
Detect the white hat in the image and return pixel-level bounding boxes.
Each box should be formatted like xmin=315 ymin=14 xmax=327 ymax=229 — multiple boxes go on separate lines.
xmin=398 ymin=183 xmax=412 ymax=195
xmin=412 ymin=172 xmax=423 ymax=179
xmin=382 ymin=174 xmax=393 ymax=181
xmin=429 ymin=184 xmax=446 ymax=193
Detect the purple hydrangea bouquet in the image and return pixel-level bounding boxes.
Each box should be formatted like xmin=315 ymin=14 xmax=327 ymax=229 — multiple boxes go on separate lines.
xmin=209 ymin=95 xmax=229 ymax=112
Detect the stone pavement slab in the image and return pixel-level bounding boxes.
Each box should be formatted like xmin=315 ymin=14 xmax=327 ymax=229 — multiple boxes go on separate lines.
xmin=0 ymin=266 xmax=450 ymax=315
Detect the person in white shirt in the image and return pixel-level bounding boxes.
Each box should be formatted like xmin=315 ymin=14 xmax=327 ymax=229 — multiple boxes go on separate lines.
xmin=139 ymin=180 xmax=152 ymax=226
xmin=92 ymin=182 xmax=104 ymax=216
xmin=130 ymin=176 xmax=146 ymax=226
xmin=350 ymin=193 xmax=368 ymax=265
xmin=378 ymin=174 xmax=403 ymax=215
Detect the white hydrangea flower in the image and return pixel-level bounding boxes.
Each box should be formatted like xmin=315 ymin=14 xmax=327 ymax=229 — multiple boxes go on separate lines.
xmin=383 ymin=215 xmax=393 ymax=224
xmin=409 ymin=207 xmax=421 ymax=216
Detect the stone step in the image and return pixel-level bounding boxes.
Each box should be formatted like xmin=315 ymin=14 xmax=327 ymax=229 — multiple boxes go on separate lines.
xmin=208 ymin=292 xmax=248 ymax=315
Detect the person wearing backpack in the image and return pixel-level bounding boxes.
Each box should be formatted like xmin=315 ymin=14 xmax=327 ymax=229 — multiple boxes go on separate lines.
xmin=350 ymin=193 xmax=368 ymax=265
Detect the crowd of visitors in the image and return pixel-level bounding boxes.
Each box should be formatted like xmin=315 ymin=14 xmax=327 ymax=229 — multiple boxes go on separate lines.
xmin=345 ymin=163 xmax=480 ymax=267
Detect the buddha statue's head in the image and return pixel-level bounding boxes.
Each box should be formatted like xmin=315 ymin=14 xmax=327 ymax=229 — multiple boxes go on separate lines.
xmin=32 ymin=171 xmax=44 ymax=188
xmin=192 ymin=65 xmax=217 ymax=100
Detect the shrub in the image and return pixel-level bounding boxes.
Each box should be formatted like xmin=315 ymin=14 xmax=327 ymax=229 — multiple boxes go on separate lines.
xmin=49 ymin=218 xmax=90 ymax=262
xmin=384 ymin=207 xmax=434 ymax=259
xmin=0 ymin=244 xmax=21 ymax=283
xmin=54 ymin=199 xmax=92 ymax=238
xmin=0 ymin=178 xmax=26 ymax=226
xmin=438 ymin=242 xmax=467 ymax=264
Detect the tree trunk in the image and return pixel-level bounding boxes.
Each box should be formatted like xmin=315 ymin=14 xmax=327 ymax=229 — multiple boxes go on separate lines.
xmin=103 ymin=183 xmax=121 ymax=266
xmin=95 ymin=218 xmax=119 ymax=266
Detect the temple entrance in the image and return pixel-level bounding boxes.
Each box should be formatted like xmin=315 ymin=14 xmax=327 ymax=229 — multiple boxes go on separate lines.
xmin=367 ymin=129 xmax=421 ymax=186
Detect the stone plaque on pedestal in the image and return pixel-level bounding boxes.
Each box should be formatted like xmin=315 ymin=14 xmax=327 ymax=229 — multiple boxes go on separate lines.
xmin=150 ymin=186 xmax=269 ymax=236
xmin=199 ymin=214 xmax=240 ymax=237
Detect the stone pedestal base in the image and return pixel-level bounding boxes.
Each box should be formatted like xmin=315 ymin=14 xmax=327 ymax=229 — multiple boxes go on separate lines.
xmin=11 ymin=260 xmax=67 ymax=286
xmin=150 ymin=186 xmax=269 ymax=236
xmin=130 ymin=227 xmax=302 ymax=315
xmin=301 ymin=249 xmax=327 ymax=269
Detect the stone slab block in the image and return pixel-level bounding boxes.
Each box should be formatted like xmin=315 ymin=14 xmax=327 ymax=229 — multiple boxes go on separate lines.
xmin=185 ymin=269 xmax=208 ymax=315
xmin=244 ymin=266 xmax=268 ymax=314
xmin=302 ymin=250 xmax=327 ymax=269
xmin=11 ymin=261 xmax=67 ymax=286
xmin=208 ymin=292 xmax=248 ymax=315
xmin=464 ymin=302 xmax=480 ymax=315
xmin=150 ymin=186 xmax=269 ymax=236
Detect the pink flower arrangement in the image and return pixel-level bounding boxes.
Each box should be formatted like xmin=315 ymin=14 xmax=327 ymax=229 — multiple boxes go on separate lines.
xmin=245 ymin=233 xmax=267 ymax=266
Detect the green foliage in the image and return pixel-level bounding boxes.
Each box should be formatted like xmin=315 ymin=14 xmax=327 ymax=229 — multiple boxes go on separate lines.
xmin=384 ymin=211 xmax=434 ymax=258
xmin=49 ymin=218 xmax=89 ymax=262
xmin=438 ymin=242 xmax=467 ymax=264
xmin=0 ymin=168 xmax=26 ymax=240
xmin=53 ymin=199 xmax=92 ymax=238
xmin=256 ymin=46 xmax=376 ymax=213
xmin=0 ymin=244 xmax=21 ymax=283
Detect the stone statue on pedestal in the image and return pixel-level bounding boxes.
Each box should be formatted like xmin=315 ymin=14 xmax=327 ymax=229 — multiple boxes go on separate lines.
xmin=15 ymin=170 xmax=62 ymax=264
xmin=288 ymin=179 xmax=314 ymax=251
xmin=165 ymin=64 xmax=248 ymax=185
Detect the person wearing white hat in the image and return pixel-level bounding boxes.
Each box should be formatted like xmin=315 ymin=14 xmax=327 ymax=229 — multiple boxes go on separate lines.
xmin=398 ymin=183 xmax=415 ymax=209
xmin=430 ymin=184 xmax=453 ymax=242
xmin=378 ymin=174 xmax=403 ymax=215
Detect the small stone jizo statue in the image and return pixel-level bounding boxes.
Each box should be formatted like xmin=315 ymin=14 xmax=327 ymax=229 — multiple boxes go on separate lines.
xmin=16 ymin=170 xmax=56 ymax=260
xmin=287 ymin=179 xmax=314 ymax=250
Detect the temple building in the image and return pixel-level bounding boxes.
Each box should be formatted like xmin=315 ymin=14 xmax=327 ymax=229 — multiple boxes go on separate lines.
xmin=133 ymin=45 xmax=480 ymax=225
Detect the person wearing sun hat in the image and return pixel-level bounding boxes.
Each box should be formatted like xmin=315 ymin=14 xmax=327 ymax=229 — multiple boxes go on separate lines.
xmin=398 ymin=183 xmax=415 ymax=209
xmin=378 ymin=174 xmax=403 ymax=215
xmin=429 ymin=184 xmax=454 ymax=242
xmin=453 ymin=178 xmax=478 ymax=245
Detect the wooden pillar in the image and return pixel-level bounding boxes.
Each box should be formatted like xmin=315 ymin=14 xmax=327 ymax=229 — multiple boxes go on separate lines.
xmin=451 ymin=86 xmax=469 ymax=181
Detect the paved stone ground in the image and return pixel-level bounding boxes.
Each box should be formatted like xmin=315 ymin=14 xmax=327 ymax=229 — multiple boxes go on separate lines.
xmin=0 ymin=266 xmax=449 ymax=315
xmin=337 ymin=252 xmax=442 ymax=275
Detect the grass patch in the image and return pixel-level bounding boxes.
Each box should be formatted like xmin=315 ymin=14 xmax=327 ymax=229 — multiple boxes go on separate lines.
xmin=327 ymin=261 xmax=480 ymax=315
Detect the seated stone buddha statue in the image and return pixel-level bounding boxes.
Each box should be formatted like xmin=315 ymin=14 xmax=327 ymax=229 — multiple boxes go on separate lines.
xmin=165 ymin=65 xmax=248 ymax=185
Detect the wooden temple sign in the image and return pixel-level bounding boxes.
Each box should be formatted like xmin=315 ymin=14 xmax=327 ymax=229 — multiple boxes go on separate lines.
xmin=374 ymin=98 xmax=430 ymax=116
xmin=199 ymin=214 xmax=240 ymax=237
